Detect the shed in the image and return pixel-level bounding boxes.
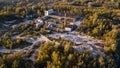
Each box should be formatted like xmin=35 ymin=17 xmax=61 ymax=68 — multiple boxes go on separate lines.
xmin=44 ymin=9 xmax=54 ymax=16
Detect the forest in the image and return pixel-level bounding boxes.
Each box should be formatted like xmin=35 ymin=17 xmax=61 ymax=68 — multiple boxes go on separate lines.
xmin=0 ymin=0 xmax=120 ymax=68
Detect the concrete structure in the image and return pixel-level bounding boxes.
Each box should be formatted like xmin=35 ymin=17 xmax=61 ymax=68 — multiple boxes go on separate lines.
xmin=36 ymin=18 xmax=43 ymax=23
xmin=35 ymin=18 xmax=44 ymax=28
xmin=65 ymin=25 xmax=77 ymax=32
xmin=44 ymin=9 xmax=54 ymax=16
xmin=65 ymin=27 xmax=72 ymax=31
xmin=70 ymin=23 xmax=74 ymax=25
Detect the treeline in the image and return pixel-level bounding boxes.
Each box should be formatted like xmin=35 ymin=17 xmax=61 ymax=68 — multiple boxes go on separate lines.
xmin=0 ymin=0 xmax=120 ymax=22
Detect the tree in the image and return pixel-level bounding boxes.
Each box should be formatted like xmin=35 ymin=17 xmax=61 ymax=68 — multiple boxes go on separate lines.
xmin=12 ymin=60 xmax=20 ymax=68
xmin=15 ymin=7 xmax=25 ymax=15
xmin=37 ymin=10 xmax=41 ymax=17
xmin=0 ymin=57 xmax=6 ymax=68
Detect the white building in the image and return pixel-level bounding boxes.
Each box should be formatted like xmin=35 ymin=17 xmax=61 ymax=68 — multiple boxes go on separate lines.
xmin=65 ymin=27 xmax=72 ymax=31
xmin=70 ymin=22 xmax=74 ymax=25
xmin=44 ymin=9 xmax=54 ymax=16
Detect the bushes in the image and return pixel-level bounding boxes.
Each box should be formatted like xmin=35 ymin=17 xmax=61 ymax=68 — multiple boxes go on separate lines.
xmin=103 ymin=2 xmax=120 ymax=9
xmin=0 ymin=52 xmax=35 ymax=68
xmin=0 ymin=40 xmax=117 ymax=68
xmin=77 ymin=9 xmax=120 ymax=67
xmin=37 ymin=42 xmax=116 ymax=68
xmin=78 ymin=10 xmax=120 ymax=51
xmin=0 ymin=36 xmax=31 ymax=49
